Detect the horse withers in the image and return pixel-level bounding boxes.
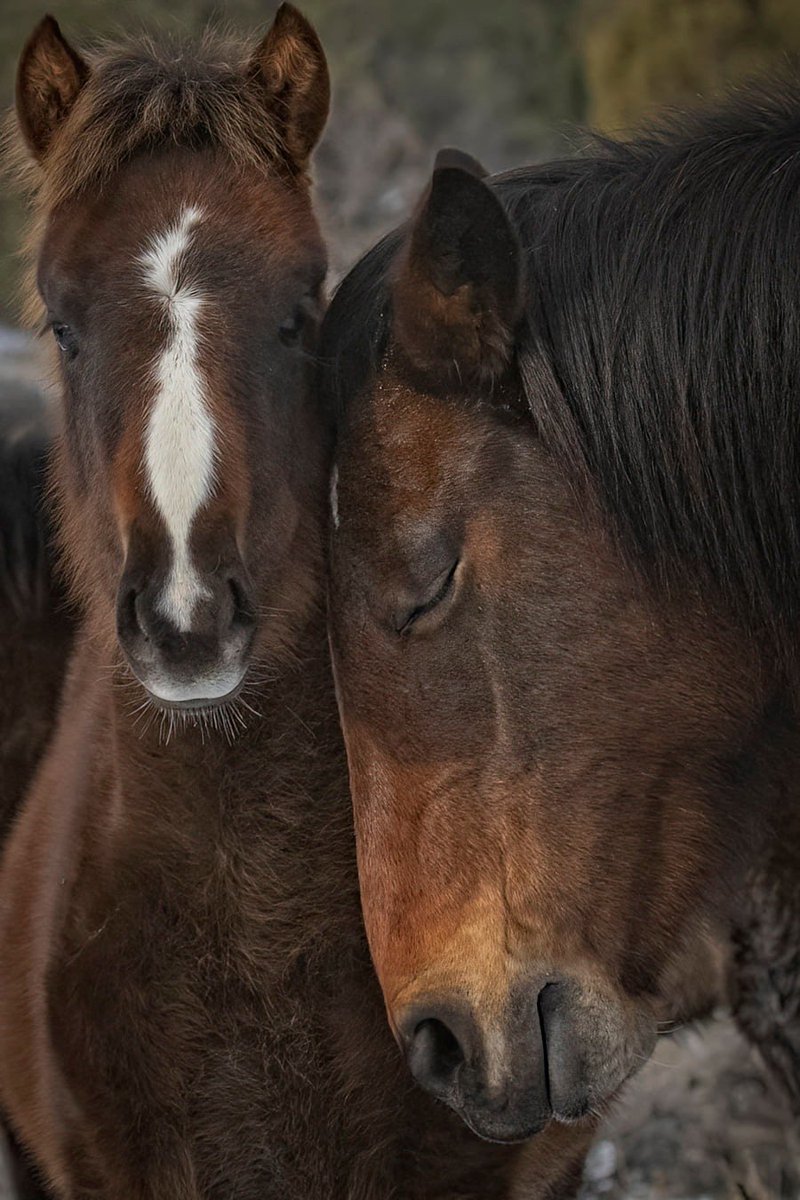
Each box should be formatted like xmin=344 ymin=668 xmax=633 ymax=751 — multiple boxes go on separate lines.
xmin=323 ymin=108 xmax=800 ymax=1144
xmin=0 ymin=10 xmax=590 ymax=1198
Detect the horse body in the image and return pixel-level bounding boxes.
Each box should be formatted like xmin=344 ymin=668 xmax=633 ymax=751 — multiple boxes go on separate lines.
xmin=2 ymin=618 xmax=384 ymax=1195
xmin=322 ymin=95 xmax=800 ymax=1140
xmin=0 ymin=11 xmax=593 ymax=1197
xmin=2 ymin=613 xmax=592 ymax=1196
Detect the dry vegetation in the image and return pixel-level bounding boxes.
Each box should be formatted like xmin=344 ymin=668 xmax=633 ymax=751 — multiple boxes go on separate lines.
xmin=582 ymin=0 xmax=800 ymax=131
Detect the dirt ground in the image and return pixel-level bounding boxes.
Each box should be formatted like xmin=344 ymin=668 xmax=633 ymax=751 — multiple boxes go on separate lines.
xmin=0 ymin=327 xmax=797 ymax=1198
xmin=580 ymin=1016 xmax=798 ymax=1199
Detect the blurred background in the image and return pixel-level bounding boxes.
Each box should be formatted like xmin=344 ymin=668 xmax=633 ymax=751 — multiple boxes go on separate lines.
xmin=4 ymin=0 xmax=800 ymax=299
xmin=2 ymin=1 xmax=800 ymax=1197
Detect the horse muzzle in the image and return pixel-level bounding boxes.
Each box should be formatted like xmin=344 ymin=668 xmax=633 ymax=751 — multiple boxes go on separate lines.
xmin=116 ymin=562 xmax=255 ymax=708
xmin=395 ymin=977 xmax=656 ymax=1142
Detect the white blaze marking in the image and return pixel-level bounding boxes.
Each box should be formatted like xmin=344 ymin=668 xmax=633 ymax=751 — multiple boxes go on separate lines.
xmin=140 ymin=207 xmax=215 ymax=631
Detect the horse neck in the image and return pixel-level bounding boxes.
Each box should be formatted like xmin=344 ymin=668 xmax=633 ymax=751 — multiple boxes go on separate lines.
xmin=70 ymin=587 xmax=343 ymax=860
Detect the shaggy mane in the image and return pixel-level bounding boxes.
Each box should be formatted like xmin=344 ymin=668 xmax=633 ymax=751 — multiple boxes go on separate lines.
xmin=322 ymin=79 xmax=800 ymax=659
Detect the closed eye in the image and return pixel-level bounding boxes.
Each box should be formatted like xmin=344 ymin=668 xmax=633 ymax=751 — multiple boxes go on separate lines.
xmin=278 ymin=306 xmax=307 ymax=347
xmin=395 ymin=559 xmax=460 ymax=636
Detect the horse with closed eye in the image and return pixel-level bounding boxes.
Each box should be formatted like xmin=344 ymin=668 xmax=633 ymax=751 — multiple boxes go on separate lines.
xmin=323 ymin=109 xmax=800 ymax=1144
xmin=0 ymin=10 xmax=594 ymax=1199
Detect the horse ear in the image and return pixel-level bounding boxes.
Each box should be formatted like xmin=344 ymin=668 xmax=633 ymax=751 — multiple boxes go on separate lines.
xmin=391 ymin=152 xmax=522 ymax=386
xmin=432 ymin=147 xmax=489 ymax=179
xmin=16 ymin=16 xmax=90 ymax=160
xmin=249 ymin=4 xmax=330 ymax=171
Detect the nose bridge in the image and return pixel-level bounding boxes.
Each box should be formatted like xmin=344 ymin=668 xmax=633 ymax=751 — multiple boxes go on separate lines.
xmin=159 ymin=513 xmax=249 ymax=638
xmin=391 ymin=887 xmax=521 ymax=1019
xmin=156 ymin=529 xmax=212 ymax=634
xmin=119 ymin=508 xmax=242 ymax=624
xmin=142 ymin=559 xmax=234 ymax=641
xmin=348 ymin=729 xmax=551 ymax=1005
xmin=140 ymin=425 xmax=253 ymax=637
xmin=344 ymin=731 xmax=521 ymax=1014
xmin=144 ymin=438 xmax=227 ymax=636
xmin=112 ymin=410 xmax=229 ymax=640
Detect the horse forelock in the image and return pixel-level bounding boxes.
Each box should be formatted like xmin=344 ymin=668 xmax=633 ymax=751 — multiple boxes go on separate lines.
xmin=2 ymin=27 xmax=290 ymax=328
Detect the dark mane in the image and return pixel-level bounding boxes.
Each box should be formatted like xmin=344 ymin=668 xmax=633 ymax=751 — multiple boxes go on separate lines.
xmin=323 ymin=79 xmax=800 ymax=654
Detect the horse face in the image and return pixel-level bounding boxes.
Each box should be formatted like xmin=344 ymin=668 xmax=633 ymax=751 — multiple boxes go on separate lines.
xmin=41 ymin=161 xmax=326 ymax=707
xmin=328 ymin=158 xmax=757 ymax=1141
xmin=21 ymin=11 xmax=330 ymax=714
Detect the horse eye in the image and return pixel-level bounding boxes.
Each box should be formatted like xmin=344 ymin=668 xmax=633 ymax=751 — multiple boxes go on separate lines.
xmin=51 ymin=323 xmax=77 ymax=357
xmin=395 ymin=560 xmax=460 ymax=637
xmin=278 ymin=306 xmax=307 ymax=348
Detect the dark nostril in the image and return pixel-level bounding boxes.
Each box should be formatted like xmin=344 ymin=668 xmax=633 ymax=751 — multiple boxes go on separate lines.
xmin=537 ymin=982 xmax=561 ymax=1107
xmin=117 ymin=586 xmax=145 ymax=642
xmin=400 ymin=995 xmax=554 ymax=1141
xmin=133 ymin=590 xmax=152 ymax=640
xmin=537 ymin=980 xmax=562 ymax=1011
xmin=227 ymin=575 xmax=255 ymax=631
xmin=406 ymin=1017 xmax=466 ymax=1099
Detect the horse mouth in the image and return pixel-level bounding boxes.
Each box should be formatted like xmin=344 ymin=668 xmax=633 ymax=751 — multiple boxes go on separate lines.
xmin=146 ymin=674 xmax=247 ymax=714
xmin=133 ymin=660 xmax=251 ymax=717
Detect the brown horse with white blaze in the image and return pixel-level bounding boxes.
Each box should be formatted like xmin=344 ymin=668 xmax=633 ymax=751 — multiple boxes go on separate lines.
xmin=0 ymin=11 xmax=593 ymax=1199
xmin=323 ymin=122 xmax=800 ymax=1144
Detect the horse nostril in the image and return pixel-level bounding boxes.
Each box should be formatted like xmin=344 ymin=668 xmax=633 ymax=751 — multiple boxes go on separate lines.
xmin=133 ymin=590 xmax=153 ymax=640
xmin=403 ymin=1014 xmax=466 ymax=1100
xmin=398 ymin=992 xmax=554 ymax=1141
xmin=227 ymin=574 xmax=255 ymax=632
xmin=117 ymin=586 xmax=147 ymax=642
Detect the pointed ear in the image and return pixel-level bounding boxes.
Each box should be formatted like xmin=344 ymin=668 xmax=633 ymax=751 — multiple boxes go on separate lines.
xmin=391 ymin=152 xmax=522 ymax=386
xmin=16 ymin=16 xmax=90 ymax=160
xmin=432 ymin=147 xmax=489 ymax=179
xmin=249 ymin=3 xmax=329 ymax=172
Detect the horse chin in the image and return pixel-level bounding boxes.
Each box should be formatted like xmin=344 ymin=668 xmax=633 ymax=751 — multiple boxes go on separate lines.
xmin=454 ymin=1104 xmax=551 ymax=1145
xmin=446 ymin=1064 xmax=612 ymax=1145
